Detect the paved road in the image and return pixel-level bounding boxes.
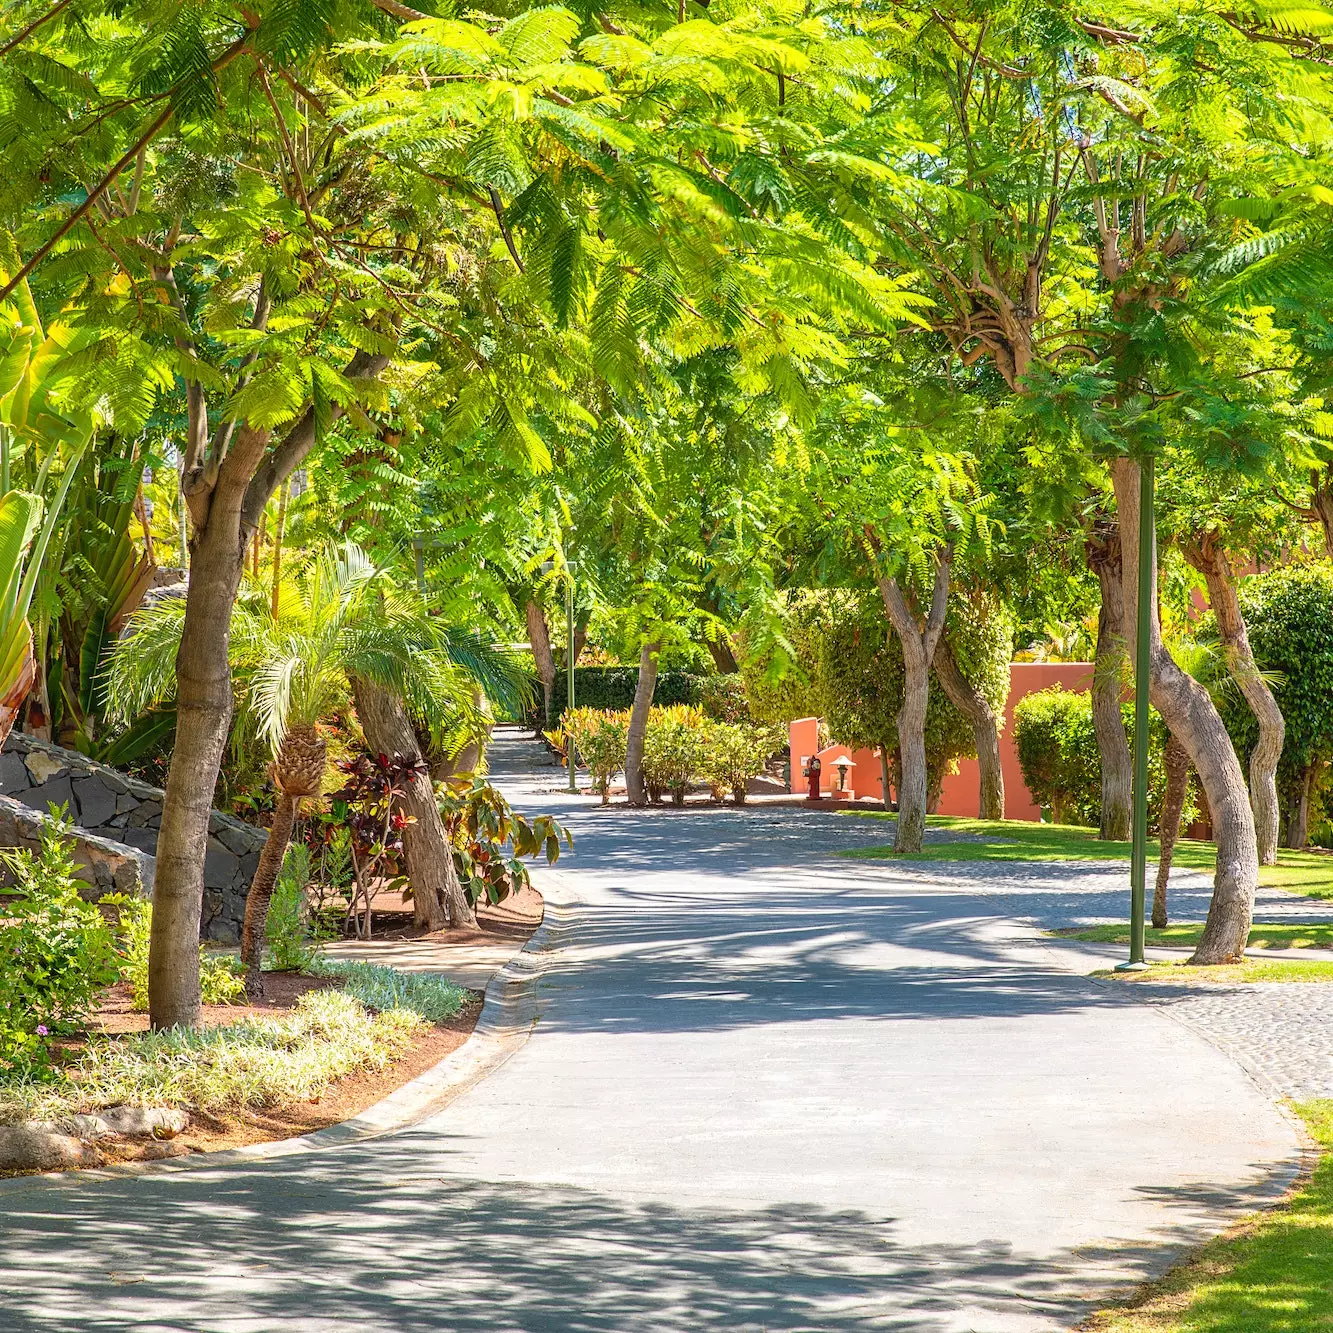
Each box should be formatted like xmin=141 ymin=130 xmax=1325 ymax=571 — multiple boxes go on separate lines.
xmin=0 ymin=733 xmax=1308 ymax=1332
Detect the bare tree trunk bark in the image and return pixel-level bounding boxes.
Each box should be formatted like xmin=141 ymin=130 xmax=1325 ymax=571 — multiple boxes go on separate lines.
xmin=149 ymin=484 xmax=247 ymax=1030
xmin=624 ymin=639 xmax=661 ymax=807
xmin=1087 ymin=524 xmax=1133 ymax=840
xmin=933 ymin=631 xmax=1004 ymax=819
xmin=704 ymin=633 xmax=740 ymax=674
xmin=1182 ymin=533 xmax=1284 ymax=866
xmin=1112 ymin=459 xmax=1257 ymax=964
xmin=1289 ymin=763 xmax=1314 ymax=849
xmin=240 ymin=792 xmax=298 ymax=998
xmin=525 ymin=599 xmax=556 ymax=735
xmin=1152 ymin=734 xmax=1191 ymax=929
xmin=875 ymin=551 xmax=951 ymax=854
xmin=351 ymin=674 xmax=475 ymax=931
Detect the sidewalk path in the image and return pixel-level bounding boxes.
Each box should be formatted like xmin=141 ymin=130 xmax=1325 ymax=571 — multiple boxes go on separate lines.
xmin=0 ymin=729 xmax=1320 ymax=1332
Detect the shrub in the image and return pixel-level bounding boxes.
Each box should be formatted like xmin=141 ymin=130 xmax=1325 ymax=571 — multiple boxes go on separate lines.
xmin=1223 ymin=566 xmax=1333 ymax=844
xmin=438 ymin=778 xmax=570 ymax=906
xmin=266 ymin=843 xmax=319 ymax=972
xmin=1012 ymin=686 xmax=1191 ymax=830
xmin=0 ymin=814 xmax=119 ymax=1073
xmin=694 ymin=675 xmax=751 ymax=723
xmin=701 ymin=722 xmax=782 ymax=805
xmin=108 ymin=895 xmax=249 ymax=1010
xmin=563 ymin=706 xmax=629 ymax=801
xmin=642 ymin=704 xmax=708 ymax=803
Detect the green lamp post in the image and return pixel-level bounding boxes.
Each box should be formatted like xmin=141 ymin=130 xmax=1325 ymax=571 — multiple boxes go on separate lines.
xmin=1119 ymin=455 xmax=1154 ymax=973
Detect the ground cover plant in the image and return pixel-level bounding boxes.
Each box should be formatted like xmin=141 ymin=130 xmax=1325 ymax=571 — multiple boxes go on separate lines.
xmin=1085 ymin=1101 xmax=1333 ymax=1333
xmin=0 ymin=991 xmax=424 ymax=1126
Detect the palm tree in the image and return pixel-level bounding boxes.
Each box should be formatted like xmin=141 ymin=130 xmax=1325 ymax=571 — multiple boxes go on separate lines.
xmin=108 ymin=541 xmax=521 ymax=996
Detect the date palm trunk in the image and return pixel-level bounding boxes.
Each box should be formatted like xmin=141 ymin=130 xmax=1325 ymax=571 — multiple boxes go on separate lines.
xmin=874 ymin=550 xmax=951 ymax=854
xmin=1152 ymin=734 xmax=1191 ymax=929
xmin=1112 ymin=459 xmax=1257 ymax=964
xmin=351 ymin=674 xmax=476 ymax=931
xmin=932 ymin=630 xmax=1004 ymax=819
xmin=240 ymin=792 xmax=299 ymax=998
xmin=624 ymin=639 xmax=661 ymax=807
xmin=1086 ymin=525 xmax=1133 ymax=840
xmin=1182 ymin=533 xmax=1284 ymax=866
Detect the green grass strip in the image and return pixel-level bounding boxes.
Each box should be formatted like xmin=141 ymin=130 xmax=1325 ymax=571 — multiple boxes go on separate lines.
xmin=1097 ymin=958 xmax=1333 ymax=984
xmin=1087 ymin=1100 xmax=1333 ymax=1331
xmin=1059 ymin=923 xmax=1333 ymax=951
xmin=839 ymin=813 xmax=1333 ymax=899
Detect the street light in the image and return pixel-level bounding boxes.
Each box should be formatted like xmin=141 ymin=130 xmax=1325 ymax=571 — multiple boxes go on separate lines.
xmin=565 ymin=561 xmax=578 ymax=794
xmin=1119 ymin=455 xmax=1154 ymax=973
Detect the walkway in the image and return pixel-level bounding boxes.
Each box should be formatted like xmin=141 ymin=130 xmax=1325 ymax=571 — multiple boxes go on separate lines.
xmin=0 ymin=730 xmax=1323 ymax=1331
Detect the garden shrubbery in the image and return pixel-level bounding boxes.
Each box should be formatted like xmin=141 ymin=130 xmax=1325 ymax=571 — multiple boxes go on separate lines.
xmin=1013 ymin=686 xmax=1193 ymax=831
xmin=0 ymin=816 xmax=119 ymax=1074
xmin=563 ymin=704 xmax=780 ymax=804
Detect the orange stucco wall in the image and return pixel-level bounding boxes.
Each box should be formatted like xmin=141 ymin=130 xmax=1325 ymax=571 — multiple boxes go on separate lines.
xmin=789 ymin=662 xmax=1095 ymax=821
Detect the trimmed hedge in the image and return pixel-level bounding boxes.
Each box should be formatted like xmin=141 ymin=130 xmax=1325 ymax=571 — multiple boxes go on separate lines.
xmin=544 ymin=667 xmax=736 ymax=729
xmin=1012 ymin=685 xmax=1193 ymax=831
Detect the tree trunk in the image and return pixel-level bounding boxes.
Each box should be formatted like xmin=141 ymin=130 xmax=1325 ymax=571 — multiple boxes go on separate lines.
xmin=704 ymin=633 xmax=740 ymax=674
xmin=875 ymin=550 xmax=952 ymax=854
xmin=1112 ymin=459 xmax=1257 ymax=964
xmin=351 ymin=674 xmax=475 ymax=931
xmin=239 ymin=792 xmax=298 ymax=998
xmin=1182 ymin=532 xmax=1284 ymax=867
xmin=149 ymin=491 xmax=248 ymax=1030
xmin=1289 ymin=763 xmax=1314 ymax=849
xmin=624 ymin=639 xmax=661 ymax=807
xmin=932 ymin=631 xmax=1005 ymax=819
xmin=525 ymin=599 xmax=556 ymax=735
xmin=1086 ymin=524 xmax=1133 ymax=840
xmin=1152 ymin=734 xmax=1191 ymax=929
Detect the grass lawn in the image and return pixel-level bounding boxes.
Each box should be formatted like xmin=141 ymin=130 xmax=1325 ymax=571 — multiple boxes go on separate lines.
xmin=1096 ymin=958 xmax=1333 ymax=984
xmin=1060 ymin=923 xmax=1333 ymax=951
xmin=840 ymin=813 xmax=1333 ymax=900
xmin=1084 ymin=1100 xmax=1333 ymax=1332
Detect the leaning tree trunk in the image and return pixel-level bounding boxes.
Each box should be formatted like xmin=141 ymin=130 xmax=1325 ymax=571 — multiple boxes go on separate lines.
xmin=1152 ymin=734 xmax=1191 ymax=929
xmin=1112 ymin=459 xmax=1257 ymax=964
xmin=240 ymin=792 xmax=299 ymax=998
xmin=932 ymin=631 xmax=1005 ymax=819
xmin=1086 ymin=524 xmax=1133 ymax=841
xmin=704 ymin=633 xmax=740 ymax=674
xmin=1182 ymin=532 xmax=1284 ymax=867
xmin=525 ymin=599 xmax=557 ymax=736
xmin=624 ymin=639 xmax=661 ymax=807
xmin=875 ymin=550 xmax=952 ymax=854
xmin=351 ymin=675 xmax=476 ymax=931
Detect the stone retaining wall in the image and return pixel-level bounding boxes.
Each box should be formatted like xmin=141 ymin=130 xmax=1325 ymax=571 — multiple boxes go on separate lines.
xmin=0 ymin=733 xmax=265 ymax=942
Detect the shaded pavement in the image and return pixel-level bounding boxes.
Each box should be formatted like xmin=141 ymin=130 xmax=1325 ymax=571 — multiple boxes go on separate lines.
xmin=0 ymin=729 xmax=1312 ymax=1332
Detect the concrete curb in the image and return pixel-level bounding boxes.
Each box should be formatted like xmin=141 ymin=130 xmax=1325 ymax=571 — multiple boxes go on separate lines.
xmin=0 ymin=868 xmax=581 ymax=1195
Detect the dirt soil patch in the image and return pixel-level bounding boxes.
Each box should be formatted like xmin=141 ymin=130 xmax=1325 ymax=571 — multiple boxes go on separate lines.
xmin=359 ymin=880 xmax=545 ymax=945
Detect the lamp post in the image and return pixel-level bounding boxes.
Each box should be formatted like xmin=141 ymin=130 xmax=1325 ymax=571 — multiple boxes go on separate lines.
xmin=566 ymin=561 xmax=577 ymax=794
xmin=1119 ymin=455 xmax=1154 ymax=973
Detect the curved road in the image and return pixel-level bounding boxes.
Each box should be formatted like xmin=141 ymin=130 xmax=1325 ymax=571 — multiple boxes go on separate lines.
xmin=0 ymin=734 xmax=1299 ymax=1331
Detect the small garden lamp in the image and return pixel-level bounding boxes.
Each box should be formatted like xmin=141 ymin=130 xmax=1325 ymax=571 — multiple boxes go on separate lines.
xmin=833 ymin=755 xmax=855 ymax=795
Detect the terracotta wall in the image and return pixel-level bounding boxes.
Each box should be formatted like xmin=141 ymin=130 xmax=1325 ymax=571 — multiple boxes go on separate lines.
xmin=789 ymin=662 xmax=1095 ymax=821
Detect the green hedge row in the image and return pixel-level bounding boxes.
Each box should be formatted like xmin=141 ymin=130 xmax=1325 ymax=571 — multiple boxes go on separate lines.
xmin=536 ymin=668 xmax=748 ymax=729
